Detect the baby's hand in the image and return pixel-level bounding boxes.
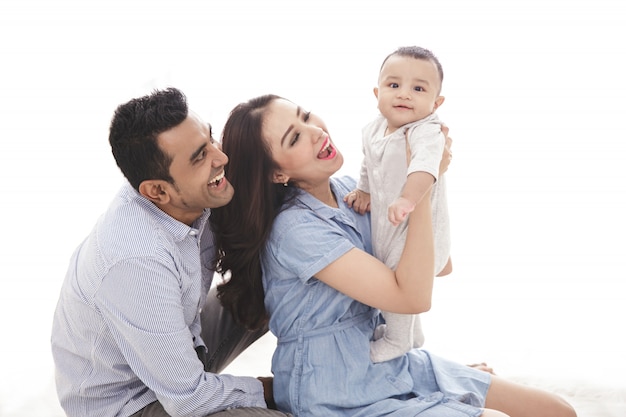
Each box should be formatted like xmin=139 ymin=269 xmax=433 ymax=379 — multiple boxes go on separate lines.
xmin=388 ymin=197 xmax=415 ymax=226
xmin=344 ymin=190 xmax=371 ymax=214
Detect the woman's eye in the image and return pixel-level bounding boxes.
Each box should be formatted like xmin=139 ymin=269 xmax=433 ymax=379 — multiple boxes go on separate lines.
xmin=303 ymin=111 xmax=311 ymax=122
xmin=290 ymin=133 xmax=300 ymax=146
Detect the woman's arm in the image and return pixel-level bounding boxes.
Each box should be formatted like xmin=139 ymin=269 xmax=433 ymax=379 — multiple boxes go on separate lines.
xmin=315 ymin=190 xmax=435 ymax=314
xmin=316 ymin=127 xmax=452 ymax=314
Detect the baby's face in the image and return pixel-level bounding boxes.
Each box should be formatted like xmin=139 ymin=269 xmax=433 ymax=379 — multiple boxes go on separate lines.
xmin=375 ymin=55 xmax=444 ymax=134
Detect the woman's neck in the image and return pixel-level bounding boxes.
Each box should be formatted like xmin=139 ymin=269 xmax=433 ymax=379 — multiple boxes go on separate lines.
xmin=303 ymin=181 xmax=338 ymax=208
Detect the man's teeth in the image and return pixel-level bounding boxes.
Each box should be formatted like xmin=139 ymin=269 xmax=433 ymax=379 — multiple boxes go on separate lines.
xmin=209 ymin=172 xmax=225 ymax=185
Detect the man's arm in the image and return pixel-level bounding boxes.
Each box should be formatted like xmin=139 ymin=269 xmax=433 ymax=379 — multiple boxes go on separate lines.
xmin=97 ymin=258 xmax=267 ymax=415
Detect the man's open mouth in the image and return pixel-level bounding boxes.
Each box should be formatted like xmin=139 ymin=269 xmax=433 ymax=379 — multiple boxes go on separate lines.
xmin=208 ymin=172 xmax=225 ymax=187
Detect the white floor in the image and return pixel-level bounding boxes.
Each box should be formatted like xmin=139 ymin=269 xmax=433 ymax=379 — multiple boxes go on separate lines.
xmin=7 ymin=332 xmax=625 ymax=417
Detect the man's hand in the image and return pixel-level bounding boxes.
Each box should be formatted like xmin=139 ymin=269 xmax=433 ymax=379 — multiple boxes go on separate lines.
xmin=257 ymin=376 xmax=277 ymax=409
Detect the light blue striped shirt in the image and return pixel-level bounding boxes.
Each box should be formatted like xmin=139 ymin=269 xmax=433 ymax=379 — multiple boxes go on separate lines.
xmin=51 ymin=183 xmax=264 ymax=417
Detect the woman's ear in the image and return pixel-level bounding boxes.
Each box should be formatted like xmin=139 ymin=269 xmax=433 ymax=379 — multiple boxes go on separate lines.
xmin=272 ymin=172 xmax=289 ymax=185
xmin=139 ymin=180 xmax=171 ymax=204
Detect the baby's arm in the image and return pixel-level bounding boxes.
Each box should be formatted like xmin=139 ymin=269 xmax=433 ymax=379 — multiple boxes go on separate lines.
xmin=388 ymin=171 xmax=435 ymax=226
xmin=344 ymin=189 xmax=371 ymax=214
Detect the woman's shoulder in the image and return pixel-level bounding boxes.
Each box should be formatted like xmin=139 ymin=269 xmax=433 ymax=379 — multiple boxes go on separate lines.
xmin=331 ymin=175 xmax=357 ymax=196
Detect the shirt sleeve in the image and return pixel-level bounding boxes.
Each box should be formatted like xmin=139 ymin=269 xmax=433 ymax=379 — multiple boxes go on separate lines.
xmin=357 ymin=120 xmax=378 ymax=193
xmin=406 ymin=120 xmax=445 ymax=181
xmin=96 ymin=257 xmax=266 ymax=416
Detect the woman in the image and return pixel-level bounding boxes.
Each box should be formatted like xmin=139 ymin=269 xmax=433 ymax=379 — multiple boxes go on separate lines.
xmin=209 ymin=95 xmax=576 ymax=417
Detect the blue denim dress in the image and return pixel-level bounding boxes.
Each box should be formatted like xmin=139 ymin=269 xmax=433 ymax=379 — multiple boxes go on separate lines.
xmin=262 ymin=176 xmax=490 ymax=417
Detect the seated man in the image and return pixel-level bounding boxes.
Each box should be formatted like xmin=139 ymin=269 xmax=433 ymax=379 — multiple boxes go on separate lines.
xmin=51 ymin=88 xmax=290 ymax=417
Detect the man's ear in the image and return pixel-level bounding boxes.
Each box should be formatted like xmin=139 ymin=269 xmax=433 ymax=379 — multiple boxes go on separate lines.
xmin=434 ymin=96 xmax=445 ymax=110
xmin=373 ymin=87 xmax=379 ymax=99
xmin=138 ymin=180 xmax=171 ymax=204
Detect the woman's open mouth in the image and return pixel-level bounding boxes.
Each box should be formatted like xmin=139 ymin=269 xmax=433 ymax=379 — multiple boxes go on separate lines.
xmin=317 ymin=137 xmax=337 ymax=160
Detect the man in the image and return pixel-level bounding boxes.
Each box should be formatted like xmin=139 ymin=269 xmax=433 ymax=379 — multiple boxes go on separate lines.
xmin=51 ymin=88 xmax=290 ymax=417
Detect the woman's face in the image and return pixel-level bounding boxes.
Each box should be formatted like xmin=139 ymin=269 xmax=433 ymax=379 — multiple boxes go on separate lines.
xmin=262 ymin=98 xmax=343 ymax=192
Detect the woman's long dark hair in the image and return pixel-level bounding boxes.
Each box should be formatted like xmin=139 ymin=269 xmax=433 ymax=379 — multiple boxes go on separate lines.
xmin=210 ymin=94 xmax=297 ymax=330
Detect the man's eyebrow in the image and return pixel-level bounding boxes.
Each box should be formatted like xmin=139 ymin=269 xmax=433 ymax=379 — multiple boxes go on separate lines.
xmin=280 ymin=106 xmax=301 ymax=147
xmin=190 ymin=143 xmax=207 ymax=162
xmin=188 ymin=123 xmax=214 ymax=162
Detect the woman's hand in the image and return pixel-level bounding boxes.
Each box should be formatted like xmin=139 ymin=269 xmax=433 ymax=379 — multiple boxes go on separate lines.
xmin=439 ymin=124 xmax=453 ymax=175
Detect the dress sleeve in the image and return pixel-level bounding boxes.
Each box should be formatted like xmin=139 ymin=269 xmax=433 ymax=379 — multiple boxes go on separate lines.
xmin=268 ymin=209 xmax=355 ymax=284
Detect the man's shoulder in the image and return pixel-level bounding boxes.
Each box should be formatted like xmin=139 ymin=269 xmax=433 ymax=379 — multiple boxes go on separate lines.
xmin=95 ymin=191 xmax=169 ymax=260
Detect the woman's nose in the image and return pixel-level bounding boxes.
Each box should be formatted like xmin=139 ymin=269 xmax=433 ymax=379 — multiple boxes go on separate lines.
xmin=309 ymin=126 xmax=324 ymax=142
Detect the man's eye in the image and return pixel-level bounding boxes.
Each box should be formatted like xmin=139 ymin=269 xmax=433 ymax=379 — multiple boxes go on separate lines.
xmin=197 ymin=149 xmax=207 ymax=160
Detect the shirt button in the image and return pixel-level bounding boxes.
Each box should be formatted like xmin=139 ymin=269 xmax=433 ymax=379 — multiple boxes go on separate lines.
xmin=189 ymin=230 xmax=198 ymax=236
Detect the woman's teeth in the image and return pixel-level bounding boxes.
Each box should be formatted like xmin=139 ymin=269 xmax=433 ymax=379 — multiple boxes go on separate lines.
xmin=318 ymin=141 xmax=332 ymax=158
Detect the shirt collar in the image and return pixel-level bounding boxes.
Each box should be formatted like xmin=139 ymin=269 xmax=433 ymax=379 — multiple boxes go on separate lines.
xmin=121 ymin=183 xmax=211 ymax=241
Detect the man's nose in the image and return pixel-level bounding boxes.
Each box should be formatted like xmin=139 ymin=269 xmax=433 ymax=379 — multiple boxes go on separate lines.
xmin=211 ymin=146 xmax=229 ymax=167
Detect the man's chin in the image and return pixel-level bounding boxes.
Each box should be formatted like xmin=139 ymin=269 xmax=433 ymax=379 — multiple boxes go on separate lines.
xmin=208 ymin=187 xmax=234 ymax=208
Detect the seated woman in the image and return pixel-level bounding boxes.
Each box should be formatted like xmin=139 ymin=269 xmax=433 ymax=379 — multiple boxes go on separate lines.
xmin=209 ymin=94 xmax=576 ymax=417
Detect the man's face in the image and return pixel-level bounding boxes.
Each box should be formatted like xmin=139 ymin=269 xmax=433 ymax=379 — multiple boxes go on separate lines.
xmin=157 ymin=112 xmax=234 ymax=225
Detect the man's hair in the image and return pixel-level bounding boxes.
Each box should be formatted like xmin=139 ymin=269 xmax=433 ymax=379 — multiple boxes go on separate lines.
xmin=381 ymin=45 xmax=444 ymax=88
xmin=108 ymin=87 xmax=188 ymax=190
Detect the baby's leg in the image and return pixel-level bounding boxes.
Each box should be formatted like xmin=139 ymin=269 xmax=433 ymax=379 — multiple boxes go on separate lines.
xmin=412 ymin=314 xmax=425 ymax=348
xmin=370 ymin=311 xmax=414 ymax=362
xmin=436 ymin=256 xmax=453 ymax=277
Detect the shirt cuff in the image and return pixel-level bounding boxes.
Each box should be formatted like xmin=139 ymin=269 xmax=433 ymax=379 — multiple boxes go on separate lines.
xmin=223 ymin=375 xmax=267 ymax=408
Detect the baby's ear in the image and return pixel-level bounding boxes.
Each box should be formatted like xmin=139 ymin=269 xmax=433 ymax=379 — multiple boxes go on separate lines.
xmin=373 ymin=87 xmax=379 ymax=99
xmin=434 ymin=96 xmax=445 ymax=110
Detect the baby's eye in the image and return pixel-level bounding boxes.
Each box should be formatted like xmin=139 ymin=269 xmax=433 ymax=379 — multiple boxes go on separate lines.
xmin=390 ymin=83 xmax=399 ymax=88
xmin=414 ymin=86 xmax=424 ymax=92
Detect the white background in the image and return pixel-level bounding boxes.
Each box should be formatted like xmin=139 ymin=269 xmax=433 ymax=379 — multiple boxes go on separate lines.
xmin=1 ymin=0 xmax=625 ymax=415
